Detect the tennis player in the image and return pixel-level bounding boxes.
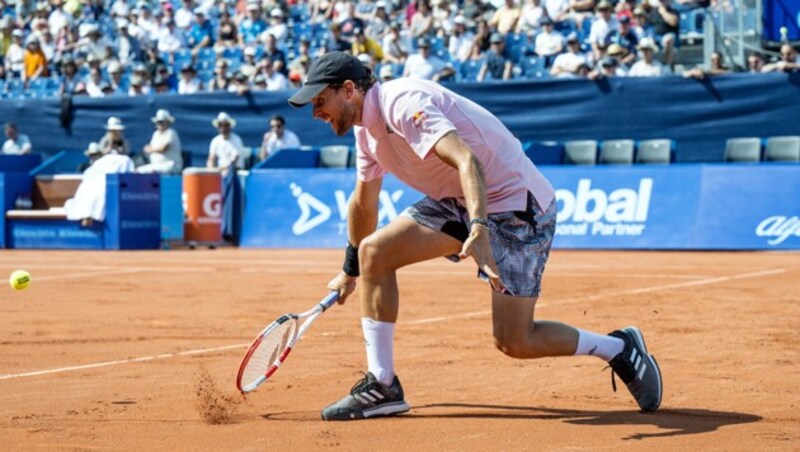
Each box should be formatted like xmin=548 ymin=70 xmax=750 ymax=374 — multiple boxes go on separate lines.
xmin=289 ymin=52 xmax=662 ymax=420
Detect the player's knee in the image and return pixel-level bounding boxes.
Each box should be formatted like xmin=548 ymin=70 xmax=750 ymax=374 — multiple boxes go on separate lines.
xmin=493 ymin=332 xmax=535 ymax=359
xmin=358 ymin=235 xmax=389 ymax=276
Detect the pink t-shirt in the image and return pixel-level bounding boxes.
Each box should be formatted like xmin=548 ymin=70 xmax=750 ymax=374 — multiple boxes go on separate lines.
xmin=355 ymin=79 xmax=554 ymax=213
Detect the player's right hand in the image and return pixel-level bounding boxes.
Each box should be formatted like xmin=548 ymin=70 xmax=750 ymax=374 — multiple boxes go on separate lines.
xmin=327 ymin=271 xmax=357 ymax=304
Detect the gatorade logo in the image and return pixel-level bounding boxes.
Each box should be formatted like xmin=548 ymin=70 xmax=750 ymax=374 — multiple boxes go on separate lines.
xmin=755 ymin=215 xmax=800 ymax=245
xmin=555 ymin=178 xmax=652 ymax=237
xmin=199 ymin=193 xmax=222 ymax=224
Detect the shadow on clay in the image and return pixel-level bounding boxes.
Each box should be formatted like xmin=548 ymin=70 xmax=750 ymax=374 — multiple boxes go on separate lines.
xmin=409 ymin=403 xmax=762 ymax=440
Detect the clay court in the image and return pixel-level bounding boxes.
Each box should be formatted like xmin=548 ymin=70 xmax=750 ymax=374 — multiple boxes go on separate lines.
xmin=1 ymin=249 xmax=798 ymax=450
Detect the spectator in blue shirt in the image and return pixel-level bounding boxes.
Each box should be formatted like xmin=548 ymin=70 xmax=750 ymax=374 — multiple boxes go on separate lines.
xmin=239 ymin=3 xmax=267 ymax=45
xmin=188 ymin=8 xmax=214 ymax=55
xmin=611 ymin=16 xmax=638 ymax=59
xmin=262 ymin=32 xmax=287 ymax=75
xmin=478 ymin=33 xmax=513 ymax=81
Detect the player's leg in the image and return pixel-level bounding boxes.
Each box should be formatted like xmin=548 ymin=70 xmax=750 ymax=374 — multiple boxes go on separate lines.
xmin=321 ymin=214 xmax=463 ymax=421
xmin=489 ymin=196 xmax=662 ymax=412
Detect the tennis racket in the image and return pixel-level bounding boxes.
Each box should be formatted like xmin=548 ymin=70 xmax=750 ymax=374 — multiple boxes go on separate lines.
xmin=236 ymin=291 xmax=340 ymax=393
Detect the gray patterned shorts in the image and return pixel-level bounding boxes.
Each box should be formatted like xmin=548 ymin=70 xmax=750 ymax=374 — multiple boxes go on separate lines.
xmin=402 ymin=193 xmax=557 ymax=297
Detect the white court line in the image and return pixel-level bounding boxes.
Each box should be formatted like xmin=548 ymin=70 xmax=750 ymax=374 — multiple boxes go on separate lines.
xmin=0 ymin=343 xmax=248 ymax=380
xmin=0 ymin=267 xmax=786 ymax=381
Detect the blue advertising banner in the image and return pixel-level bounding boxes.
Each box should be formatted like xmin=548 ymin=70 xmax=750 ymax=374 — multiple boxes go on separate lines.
xmin=241 ymin=169 xmax=423 ymax=248
xmin=240 ymin=164 xmax=800 ymax=250
xmin=693 ymin=165 xmax=800 ymax=249
xmin=544 ymin=166 xmax=703 ymax=249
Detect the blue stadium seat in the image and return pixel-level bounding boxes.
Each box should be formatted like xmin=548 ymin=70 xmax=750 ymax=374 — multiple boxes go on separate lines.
xmin=724 ymin=137 xmax=761 ymax=162
xmin=764 ymin=136 xmax=800 ymax=162
xmin=319 ymin=145 xmax=350 ymax=168
xmin=636 ymin=139 xmax=673 ymax=164
xmin=293 ymin=21 xmax=311 ymax=37
xmin=197 ymin=47 xmax=216 ymax=64
xmin=459 ymin=58 xmax=484 ymax=82
xmin=6 ymin=79 xmax=24 ymax=95
xmin=599 ymin=139 xmax=635 ymax=164
xmin=521 ymin=56 xmax=545 ymax=77
xmin=222 ymin=47 xmax=243 ymax=61
xmin=564 ymin=140 xmax=598 ymax=165
xmin=523 ymin=141 xmax=564 ymax=166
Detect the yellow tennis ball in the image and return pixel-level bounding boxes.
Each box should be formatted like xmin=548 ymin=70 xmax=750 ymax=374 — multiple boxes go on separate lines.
xmin=9 ymin=270 xmax=31 ymax=291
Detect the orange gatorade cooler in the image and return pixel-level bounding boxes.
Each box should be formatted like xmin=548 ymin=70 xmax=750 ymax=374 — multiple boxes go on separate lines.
xmin=183 ymin=168 xmax=222 ymax=243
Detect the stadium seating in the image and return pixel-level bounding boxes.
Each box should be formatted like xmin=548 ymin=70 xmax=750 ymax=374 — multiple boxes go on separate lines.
xmin=724 ymin=137 xmax=762 ymax=162
xmin=319 ymin=145 xmax=350 ymax=168
xmin=636 ymin=139 xmax=673 ymax=164
xmin=523 ymin=141 xmax=564 ymax=165
xmin=563 ymin=140 xmax=598 ymax=165
xmin=764 ymin=136 xmax=800 ymax=162
xmin=599 ymin=139 xmax=635 ymax=165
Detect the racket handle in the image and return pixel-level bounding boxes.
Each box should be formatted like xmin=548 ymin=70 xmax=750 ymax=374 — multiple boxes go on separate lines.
xmin=320 ymin=291 xmax=340 ymax=311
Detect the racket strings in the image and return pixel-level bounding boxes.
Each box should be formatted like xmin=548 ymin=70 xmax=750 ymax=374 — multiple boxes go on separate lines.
xmin=241 ymin=320 xmax=296 ymax=387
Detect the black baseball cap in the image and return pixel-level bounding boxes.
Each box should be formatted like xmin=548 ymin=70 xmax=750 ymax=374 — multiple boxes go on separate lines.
xmin=288 ymin=51 xmax=370 ymax=108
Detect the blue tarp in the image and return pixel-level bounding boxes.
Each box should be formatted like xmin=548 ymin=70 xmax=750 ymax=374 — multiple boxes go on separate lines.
xmin=2 ymin=73 xmax=799 ymax=165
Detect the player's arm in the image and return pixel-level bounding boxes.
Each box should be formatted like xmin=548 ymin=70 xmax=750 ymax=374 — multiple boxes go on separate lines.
xmin=327 ymin=176 xmax=383 ymax=303
xmin=432 ymin=131 xmax=507 ymax=293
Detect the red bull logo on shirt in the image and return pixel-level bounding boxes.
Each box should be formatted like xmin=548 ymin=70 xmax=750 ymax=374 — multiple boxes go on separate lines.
xmin=411 ymin=110 xmax=426 ymax=128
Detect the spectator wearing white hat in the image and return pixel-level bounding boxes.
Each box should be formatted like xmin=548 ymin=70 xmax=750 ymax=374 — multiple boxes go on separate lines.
xmin=4 ymin=29 xmax=24 ymax=77
xmin=207 ymin=112 xmax=244 ymax=175
xmin=79 ymin=24 xmax=112 ymax=62
xmin=264 ymin=8 xmax=288 ymax=47
xmin=628 ymin=37 xmax=667 ymax=77
xmin=99 ymin=117 xmax=131 ymax=155
xmin=239 ymin=46 xmax=259 ymax=78
xmin=448 ymin=16 xmax=475 ymax=63
xmin=107 ymin=61 xmax=128 ymax=94
xmin=77 ymin=142 xmax=104 ymax=172
xmin=139 ymin=109 xmax=184 ymax=174
xmin=588 ymin=0 xmax=617 ymax=60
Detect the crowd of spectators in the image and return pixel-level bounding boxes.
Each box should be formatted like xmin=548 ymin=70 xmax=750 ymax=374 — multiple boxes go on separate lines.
xmin=0 ymin=0 xmax=797 ymax=99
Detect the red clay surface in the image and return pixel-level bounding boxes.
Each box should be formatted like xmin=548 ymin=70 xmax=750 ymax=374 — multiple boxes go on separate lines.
xmin=1 ymin=249 xmax=798 ymax=450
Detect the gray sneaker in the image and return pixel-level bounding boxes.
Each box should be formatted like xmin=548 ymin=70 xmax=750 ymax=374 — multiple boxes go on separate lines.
xmin=321 ymin=372 xmax=410 ymax=421
xmin=608 ymin=326 xmax=663 ymax=412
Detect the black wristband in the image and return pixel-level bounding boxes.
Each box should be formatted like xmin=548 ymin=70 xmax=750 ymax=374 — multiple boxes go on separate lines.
xmin=470 ymin=218 xmax=490 ymax=229
xmin=343 ymin=243 xmax=360 ymax=277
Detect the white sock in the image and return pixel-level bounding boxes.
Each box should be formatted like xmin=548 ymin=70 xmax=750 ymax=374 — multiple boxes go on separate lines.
xmin=574 ymin=329 xmax=625 ymax=362
xmin=362 ymin=318 xmax=395 ymax=386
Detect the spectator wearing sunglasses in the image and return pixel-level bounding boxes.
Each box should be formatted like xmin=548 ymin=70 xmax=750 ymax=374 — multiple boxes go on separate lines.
xmin=259 ymin=114 xmax=302 ymax=161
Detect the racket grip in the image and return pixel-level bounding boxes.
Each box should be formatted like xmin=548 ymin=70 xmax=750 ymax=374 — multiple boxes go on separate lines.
xmin=320 ymin=291 xmax=340 ymax=311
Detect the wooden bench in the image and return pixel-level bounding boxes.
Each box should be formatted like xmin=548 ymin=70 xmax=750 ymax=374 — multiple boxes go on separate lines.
xmin=5 ymin=175 xmax=81 ymax=220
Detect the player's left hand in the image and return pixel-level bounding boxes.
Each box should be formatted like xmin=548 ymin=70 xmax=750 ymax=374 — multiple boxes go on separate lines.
xmin=459 ymin=225 xmax=507 ymax=293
